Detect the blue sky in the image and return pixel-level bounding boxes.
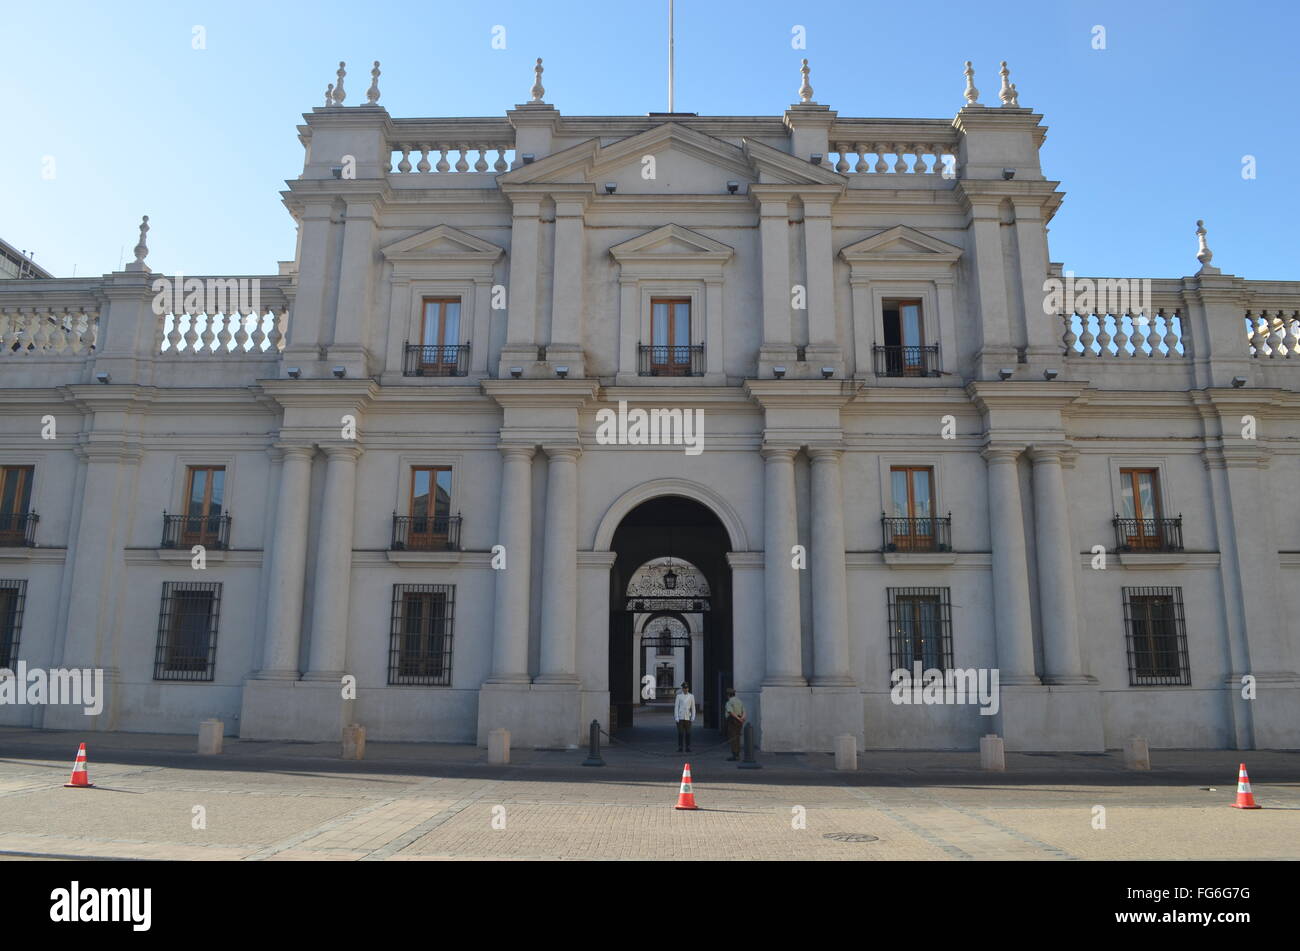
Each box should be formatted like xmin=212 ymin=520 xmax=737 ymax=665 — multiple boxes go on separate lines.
xmin=2 ymin=0 xmax=1297 ymax=280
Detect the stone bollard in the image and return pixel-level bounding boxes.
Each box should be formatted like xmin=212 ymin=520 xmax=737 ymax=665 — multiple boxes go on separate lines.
xmin=1124 ymin=736 xmax=1151 ymax=770
xmin=833 ymin=734 xmax=857 ymax=771
xmin=198 ymin=719 xmax=224 ymax=755
xmin=979 ymin=733 xmax=1005 ymax=771
xmin=342 ymin=724 xmax=366 ymax=760
xmin=488 ymin=728 xmax=510 ymax=765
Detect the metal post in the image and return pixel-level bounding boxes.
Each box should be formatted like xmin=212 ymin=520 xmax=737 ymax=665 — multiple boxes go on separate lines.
xmin=582 ymin=718 xmax=605 ymax=766
xmin=739 ymin=720 xmax=761 ymax=769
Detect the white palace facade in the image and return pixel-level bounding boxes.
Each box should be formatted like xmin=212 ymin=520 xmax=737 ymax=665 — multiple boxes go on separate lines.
xmin=1 ymin=60 xmax=1298 ymax=752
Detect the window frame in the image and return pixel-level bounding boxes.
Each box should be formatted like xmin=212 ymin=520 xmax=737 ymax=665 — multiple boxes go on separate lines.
xmin=0 ymin=579 xmax=27 ymax=670
xmin=1122 ymin=586 xmax=1190 ymax=686
xmin=388 ymin=583 xmax=456 ymax=686
xmin=154 ymin=581 xmax=221 ymax=682
xmin=418 ymin=296 xmax=464 ymax=371
xmin=648 ymin=297 xmax=693 ymax=373
xmin=886 ymin=586 xmax=954 ymax=676
xmin=408 ymin=465 xmax=453 ymax=545
xmin=181 ymin=465 xmax=227 ymax=547
xmin=0 ymin=466 xmax=34 ymax=546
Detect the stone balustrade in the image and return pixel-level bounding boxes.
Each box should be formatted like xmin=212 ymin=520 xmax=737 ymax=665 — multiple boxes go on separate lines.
xmin=1064 ymin=309 xmax=1186 ymax=358
xmin=1244 ymin=308 xmax=1300 ymax=358
xmin=0 ymin=304 xmax=99 ymax=357
xmin=387 ymin=119 xmax=516 ymax=175
xmin=825 ymin=142 xmax=958 ymax=176
xmin=156 ymin=309 xmax=288 ymax=356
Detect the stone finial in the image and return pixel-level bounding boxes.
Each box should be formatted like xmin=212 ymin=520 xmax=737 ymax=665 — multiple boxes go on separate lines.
xmin=998 ymin=61 xmax=1014 ymax=106
xmin=530 ymin=58 xmax=545 ymax=103
xmin=1195 ymin=219 xmax=1218 ymax=273
xmin=798 ymin=58 xmax=814 ymax=103
xmin=366 ymin=61 xmax=381 ymax=105
xmin=324 ymin=83 xmax=334 ymax=107
xmin=963 ymin=61 xmax=980 ymax=106
xmin=125 ymin=215 xmax=150 ymax=272
xmin=331 ymin=62 xmax=346 ymax=105
xmin=1007 ymin=82 xmax=1020 ymax=108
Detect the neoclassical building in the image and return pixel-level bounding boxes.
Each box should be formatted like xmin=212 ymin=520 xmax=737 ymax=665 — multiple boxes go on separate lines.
xmin=1 ymin=60 xmax=1297 ymax=751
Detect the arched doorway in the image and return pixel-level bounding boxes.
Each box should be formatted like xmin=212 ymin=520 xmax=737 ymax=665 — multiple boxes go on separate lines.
xmin=608 ymin=496 xmax=734 ymax=734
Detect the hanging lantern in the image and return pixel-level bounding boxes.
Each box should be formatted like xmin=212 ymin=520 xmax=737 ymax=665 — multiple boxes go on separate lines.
xmin=663 ymin=566 xmax=678 ymax=590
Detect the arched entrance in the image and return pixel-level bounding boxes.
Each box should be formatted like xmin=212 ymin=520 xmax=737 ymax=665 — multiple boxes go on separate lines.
xmin=608 ymin=496 xmax=734 ymax=734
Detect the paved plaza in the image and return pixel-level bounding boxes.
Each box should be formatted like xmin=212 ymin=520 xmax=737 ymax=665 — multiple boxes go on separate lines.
xmin=0 ymin=724 xmax=1297 ymax=861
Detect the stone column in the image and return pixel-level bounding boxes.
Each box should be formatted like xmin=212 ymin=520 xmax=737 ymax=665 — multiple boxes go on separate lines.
xmin=536 ymin=446 xmax=580 ymax=683
xmin=259 ymin=445 xmax=315 ymax=678
xmin=982 ymin=445 xmax=1038 ymax=683
xmin=1028 ymin=445 xmax=1087 ymax=683
xmin=757 ymin=196 xmax=792 ymax=356
xmin=498 ymin=194 xmax=542 ymax=375
xmin=489 ymin=446 xmax=534 ymax=683
xmin=304 ymin=445 xmax=361 ymax=680
xmin=809 ymin=448 xmax=853 ymax=685
xmin=803 ymin=199 xmax=841 ymax=370
xmin=762 ymin=447 xmax=804 ymax=685
xmin=548 ymin=196 xmax=586 ymax=355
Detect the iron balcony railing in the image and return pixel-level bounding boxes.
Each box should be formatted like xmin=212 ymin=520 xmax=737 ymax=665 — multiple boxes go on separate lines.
xmin=1113 ymin=516 xmax=1184 ymax=553
xmin=637 ymin=344 xmax=704 ymax=377
xmin=873 ymin=344 xmax=941 ymax=377
xmin=403 ymin=343 xmax=470 ymax=377
xmin=162 ymin=513 xmax=231 ymax=550
xmin=0 ymin=512 xmax=38 ymax=547
xmin=881 ymin=514 xmax=952 ymax=553
xmin=391 ymin=514 xmax=462 ymax=551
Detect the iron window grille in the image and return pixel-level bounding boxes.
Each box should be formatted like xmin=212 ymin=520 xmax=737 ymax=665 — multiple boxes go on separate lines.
xmin=154 ymin=581 xmax=221 ymax=681
xmin=162 ymin=512 xmax=231 ymax=550
xmin=389 ymin=584 xmax=455 ymax=686
xmin=881 ymin=514 xmax=952 ymax=552
xmin=0 ymin=512 xmax=38 ymax=548
xmin=873 ymin=344 xmax=941 ymax=377
xmin=1122 ymin=586 xmax=1190 ymax=686
xmin=391 ymin=514 xmax=462 ymax=551
xmin=886 ymin=587 xmax=954 ymax=676
xmin=0 ymin=580 xmax=26 ymax=670
xmin=1113 ymin=515 xmax=1183 ymax=553
xmin=637 ymin=344 xmax=705 ymax=377
xmin=403 ymin=342 xmax=470 ymax=377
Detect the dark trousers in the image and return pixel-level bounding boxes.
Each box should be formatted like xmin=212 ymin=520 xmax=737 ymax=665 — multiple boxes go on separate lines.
xmin=676 ymin=719 xmax=692 ymax=749
xmin=726 ymin=716 xmax=742 ymax=755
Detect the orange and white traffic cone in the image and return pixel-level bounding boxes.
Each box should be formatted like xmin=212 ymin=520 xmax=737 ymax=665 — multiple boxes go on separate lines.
xmin=63 ymin=743 xmax=94 ymax=788
xmin=674 ymin=762 xmax=698 ymax=810
xmin=1231 ymin=763 xmax=1259 ymax=809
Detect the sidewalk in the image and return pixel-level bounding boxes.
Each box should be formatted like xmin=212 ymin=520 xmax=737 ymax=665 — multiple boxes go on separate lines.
xmin=3 ymin=726 xmax=1297 ymax=785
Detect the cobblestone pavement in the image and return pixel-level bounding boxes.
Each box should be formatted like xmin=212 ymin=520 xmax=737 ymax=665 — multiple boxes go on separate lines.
xmin=1 ymin=728 xmax=1297 ymax=861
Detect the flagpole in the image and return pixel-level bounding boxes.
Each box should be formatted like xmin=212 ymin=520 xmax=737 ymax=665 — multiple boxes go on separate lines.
xmin=668 ymin=0 xmax=674 ymax=112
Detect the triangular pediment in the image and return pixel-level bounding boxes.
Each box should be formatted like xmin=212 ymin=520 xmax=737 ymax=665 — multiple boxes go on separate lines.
xmin=610 ymin=224 xmax=734 ymax=263
xmin=499 ymin=122 xmax=846 ymax=190
xmin=839 ymin=225 xmax=964 ymax=263
xmin=381 ymin=224 xmax=504 ymax=262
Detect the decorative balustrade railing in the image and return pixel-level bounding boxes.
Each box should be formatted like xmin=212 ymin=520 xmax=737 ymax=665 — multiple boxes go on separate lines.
xmin=1244 ymin=309 xmax=1300 ymax=358
xmin=403 ymin=343 xmax=470 ymax=376
xmin=161 ymin=513 xmax=231 ymax=550
xmin=391 ymin=514 xmax=462 ymax=551
xmin=881 ymin=515 xmax=952 ymax=553
xmin=874 ymin=344 xmax=941 ymax=377
xmin=1113 ymin=516 xmax=1183 ymax=553
xmin=0 ymin=306 xmax=99 ymax=357
xmin=824 ymin=143 xmax=958 ymax=176
xmin=1063 ymin=310 xmax=1185 ymax=358
xmin=389 ymin=144 xmax=517 ymax=174
xmin=638 ymin=344 xmax=704 ymax=377
xmin=156 ymin=310 xmax=288 ymax=355
xmin=0 ymin=512 xmax=39 ymax=547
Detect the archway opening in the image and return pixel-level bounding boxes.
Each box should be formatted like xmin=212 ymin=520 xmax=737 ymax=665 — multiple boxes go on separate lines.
xmin=609 ymin=496 xmax=733 ymax=739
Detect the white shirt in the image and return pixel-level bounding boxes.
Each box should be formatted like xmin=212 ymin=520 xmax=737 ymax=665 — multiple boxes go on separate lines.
xmin=674 ymin=691 xmax=696 ymax=721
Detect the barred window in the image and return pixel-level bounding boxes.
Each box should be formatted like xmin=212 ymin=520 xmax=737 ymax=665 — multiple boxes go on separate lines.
xmin=389 ymin=584 xmax=455 ymax=685
xmin=1123 ymin=586 xmax=1190 ymax=686
xmin=887 ymin=587 xmax=953 ymax=675
xmin=155 ymin=582 xmax=221 ymax=681
xmin=0 ymin=580 xmax=26 ymax=670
